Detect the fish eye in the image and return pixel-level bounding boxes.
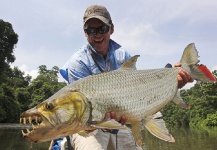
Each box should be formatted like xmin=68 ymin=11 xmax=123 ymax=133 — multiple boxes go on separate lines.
xmin=46 ymin=102 xmax=54 ymax=110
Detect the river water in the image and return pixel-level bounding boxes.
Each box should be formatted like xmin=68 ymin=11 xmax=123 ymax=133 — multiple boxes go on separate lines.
xmin=0 ymin=125 xmax=217 ymax=150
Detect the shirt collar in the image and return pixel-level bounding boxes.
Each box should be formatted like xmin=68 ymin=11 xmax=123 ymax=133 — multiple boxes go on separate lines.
xmin=87 ymin=40 xmax=114 ymax=61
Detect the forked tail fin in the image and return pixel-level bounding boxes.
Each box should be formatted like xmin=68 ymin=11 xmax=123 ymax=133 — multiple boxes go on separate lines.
xmin=180 ymin=43 xmax=216 ymax=83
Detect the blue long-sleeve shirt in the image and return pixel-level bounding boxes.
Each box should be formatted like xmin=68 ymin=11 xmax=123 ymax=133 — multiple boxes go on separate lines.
xmin=60 ymin=39 xmax=131 ymax=83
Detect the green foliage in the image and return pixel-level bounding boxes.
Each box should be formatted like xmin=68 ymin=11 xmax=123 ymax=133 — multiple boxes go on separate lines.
xmin=202 ymin=111 xmax=217 ymax=126
xmin=6 ymin=66 xmax=30 ymax=88
xmin=27 ymin=65 xmax=66 ymax=108
xmin=15 ymin=88 xmax=31 ymax=110
xmin=162 ymin=102 xmax=190 ymax=127
xmin=0 ymin=19 xmax=18 ymax=84
xmin=0 ymin=84 xmax=21 ymax=122
xmin=0 ymin=64 xmax=66 ymax=123
xmin=162 ymin=70 xmax=217 ymax=127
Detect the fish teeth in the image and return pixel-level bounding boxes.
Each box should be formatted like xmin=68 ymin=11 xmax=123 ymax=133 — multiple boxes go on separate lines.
xmin=23 ymin=118 xmax=26 ymax=125
xmin=38 ymin=117 xmax=42 ymax=123
xmin=21 ymin=130 xmax=26 ymax=136
xmin=27 ymin=129 xmax=31 ymax=133
xmin=32 ymin=124 xmax=36 ymax=129
xmin=29 ymin=117 xmax=32 ymax=124
xmin=35 ymin=116 xmax=38 ymax=123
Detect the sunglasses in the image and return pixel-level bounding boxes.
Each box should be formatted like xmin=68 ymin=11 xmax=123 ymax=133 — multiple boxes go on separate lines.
xmin=85 ymin=25 xmax=110 ymax=35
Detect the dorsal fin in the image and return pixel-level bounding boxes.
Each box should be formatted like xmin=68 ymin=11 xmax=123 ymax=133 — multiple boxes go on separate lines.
xmin=120 ymin=55 xmax=140 ymax=70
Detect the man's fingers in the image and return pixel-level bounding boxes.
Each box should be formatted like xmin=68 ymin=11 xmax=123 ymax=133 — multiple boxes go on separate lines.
xmin=104 ymin=112 xmax=126 ymax=125
xmin=119 ymin=115 xmax=126 ymax=125
xmin=110 ymin=111 xmax=117 ymax=120
xmin=178 ymin=69 xmax=194 ymax=88
xmin=177 ymin=74 xmax=184 ymax=89
xmin=104 ymin=112 xmax=111 ymax=120
xmin=174 ymin=62 xmax=181 ymax=67
xmin=104 ymin=111 xmax=117 ymax=120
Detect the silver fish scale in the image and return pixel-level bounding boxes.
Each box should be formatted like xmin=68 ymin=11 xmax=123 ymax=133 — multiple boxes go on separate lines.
xmin=72 ymin=68 xmax=179 ymax=122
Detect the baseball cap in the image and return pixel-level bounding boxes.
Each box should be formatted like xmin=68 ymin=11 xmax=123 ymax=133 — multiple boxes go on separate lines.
xmin=83 ymin=5 xmax=111 ymax=27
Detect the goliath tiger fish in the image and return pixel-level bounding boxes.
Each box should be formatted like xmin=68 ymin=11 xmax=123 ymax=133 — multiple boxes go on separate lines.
xmin=20 ymin=43 xmax=216 ymax=146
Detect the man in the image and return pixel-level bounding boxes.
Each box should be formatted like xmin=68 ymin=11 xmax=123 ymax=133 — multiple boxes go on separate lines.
xmin=59 ymin=5 xmax=193 ymax=150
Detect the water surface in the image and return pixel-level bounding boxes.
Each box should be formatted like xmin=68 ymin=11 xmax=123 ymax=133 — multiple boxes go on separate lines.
xmin=0 ymin=125 xmax=217 ymax=150
xmin=142 ymin=127 xmax=217 ymax=150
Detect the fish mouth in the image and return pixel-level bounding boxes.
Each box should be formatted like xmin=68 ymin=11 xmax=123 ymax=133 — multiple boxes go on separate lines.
xmin=20 ymin=115 xmax=43 ymax=142
xmin=20 ymin=109 xmax=52 ymax=143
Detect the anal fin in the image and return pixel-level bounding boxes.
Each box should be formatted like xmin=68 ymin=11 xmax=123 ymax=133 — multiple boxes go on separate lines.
xmin=145 ymin=112 xmax=175 ymax=142
xmin=172 ymin=91 xmax=190 ymax=109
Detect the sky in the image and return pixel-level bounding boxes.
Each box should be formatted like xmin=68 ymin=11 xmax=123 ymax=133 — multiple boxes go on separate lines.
xmin=1 ymin=0 xmax=217 ymax=89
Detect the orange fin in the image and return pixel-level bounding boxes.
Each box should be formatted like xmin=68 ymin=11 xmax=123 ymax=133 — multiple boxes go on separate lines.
xmin=197 ymin=65 xmax=216 ymax=82
xmin=180 ymin=43 xmax=216 ymax=83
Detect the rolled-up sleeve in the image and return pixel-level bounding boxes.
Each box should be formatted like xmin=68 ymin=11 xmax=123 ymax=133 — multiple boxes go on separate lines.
xmin=67 ymin=59 xmax=92 ymax=83
xmin=59 ymin=49 xmax=92 ymax=84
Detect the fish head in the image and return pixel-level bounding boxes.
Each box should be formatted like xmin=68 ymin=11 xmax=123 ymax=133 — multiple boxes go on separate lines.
xmin=20 ymin=90 xmax=90 ymax=143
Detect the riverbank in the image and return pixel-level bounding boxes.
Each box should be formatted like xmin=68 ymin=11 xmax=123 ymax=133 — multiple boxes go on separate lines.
xmin=0 ymin=123 xmax=30 ymax=129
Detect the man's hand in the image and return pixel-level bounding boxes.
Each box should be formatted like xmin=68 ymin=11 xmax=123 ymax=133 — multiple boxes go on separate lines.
xmin=85 ymin=111 xmax=126 ymax=133
xmin=100 ymin=111 xmax=126 ymax=133
xmin=174 ymin=62 xmax=194 ymax=88
xmin=104 ymin=111 xmax=126 ymax=125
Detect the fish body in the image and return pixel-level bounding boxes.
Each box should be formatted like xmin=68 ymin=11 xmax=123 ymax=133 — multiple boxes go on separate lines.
xmin=73 ymin=67 xmax=178 ymax=120
xmin=20 ymin=43 xmax=216 ymax=146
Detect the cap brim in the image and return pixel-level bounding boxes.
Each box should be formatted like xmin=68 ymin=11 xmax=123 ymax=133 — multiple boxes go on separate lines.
xmin=84 ymin=16 xmax=110 ymax=26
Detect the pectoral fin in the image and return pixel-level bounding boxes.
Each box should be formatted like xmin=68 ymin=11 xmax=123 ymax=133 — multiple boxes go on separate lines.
xmin=90 ymin=119 xmax=128 ymax=130
xmin=145 ymin=112 xmax=175 ymax=142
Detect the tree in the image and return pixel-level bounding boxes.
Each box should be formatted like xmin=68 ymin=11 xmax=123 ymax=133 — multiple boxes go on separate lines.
xmin=38 ymin=65 xmax=47 ymax=74
xmin=0 ymin=83 xmax=21 ymax=122
xmin=27 ymin=65 xmax=66 ymax=108
xmin=6 ymin=66 xmax=30 ymax=88
xmin=0 ymin=19 xmax=18 ymax=83
xmin=162 ymin=70 xmax=217 ymax=127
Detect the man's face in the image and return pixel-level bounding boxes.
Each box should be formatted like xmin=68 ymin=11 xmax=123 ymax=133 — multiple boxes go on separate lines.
xmin=84 ymin=18 xmax=113 ymax=57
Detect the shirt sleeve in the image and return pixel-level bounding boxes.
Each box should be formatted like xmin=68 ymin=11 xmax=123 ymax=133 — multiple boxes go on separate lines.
xmin=67 ymin=59 xmax=92 ymax=84
xmin=124 ymin=50 xmax=131 ymax=61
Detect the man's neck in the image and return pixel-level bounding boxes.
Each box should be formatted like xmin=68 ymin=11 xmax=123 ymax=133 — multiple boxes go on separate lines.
xmin=90 ymin=45 xmax=109 ymax=59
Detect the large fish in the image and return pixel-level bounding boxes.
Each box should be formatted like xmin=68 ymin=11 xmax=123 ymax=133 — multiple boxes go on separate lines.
xmin=20 ymin=43 xmax=216 ymax=146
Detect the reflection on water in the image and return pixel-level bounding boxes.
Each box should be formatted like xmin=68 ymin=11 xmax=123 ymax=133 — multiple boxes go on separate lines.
xmin=0 ymin=126 xmax=217 ymax=150
xmin=0 ymin=129 xmax=50 ymax=150
xmin=142 ymin=127 xmax=217 ymax=150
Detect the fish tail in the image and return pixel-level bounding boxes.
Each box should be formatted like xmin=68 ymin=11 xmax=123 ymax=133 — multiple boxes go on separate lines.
xmin=180 ymin=43 xmax=216 ymax=83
